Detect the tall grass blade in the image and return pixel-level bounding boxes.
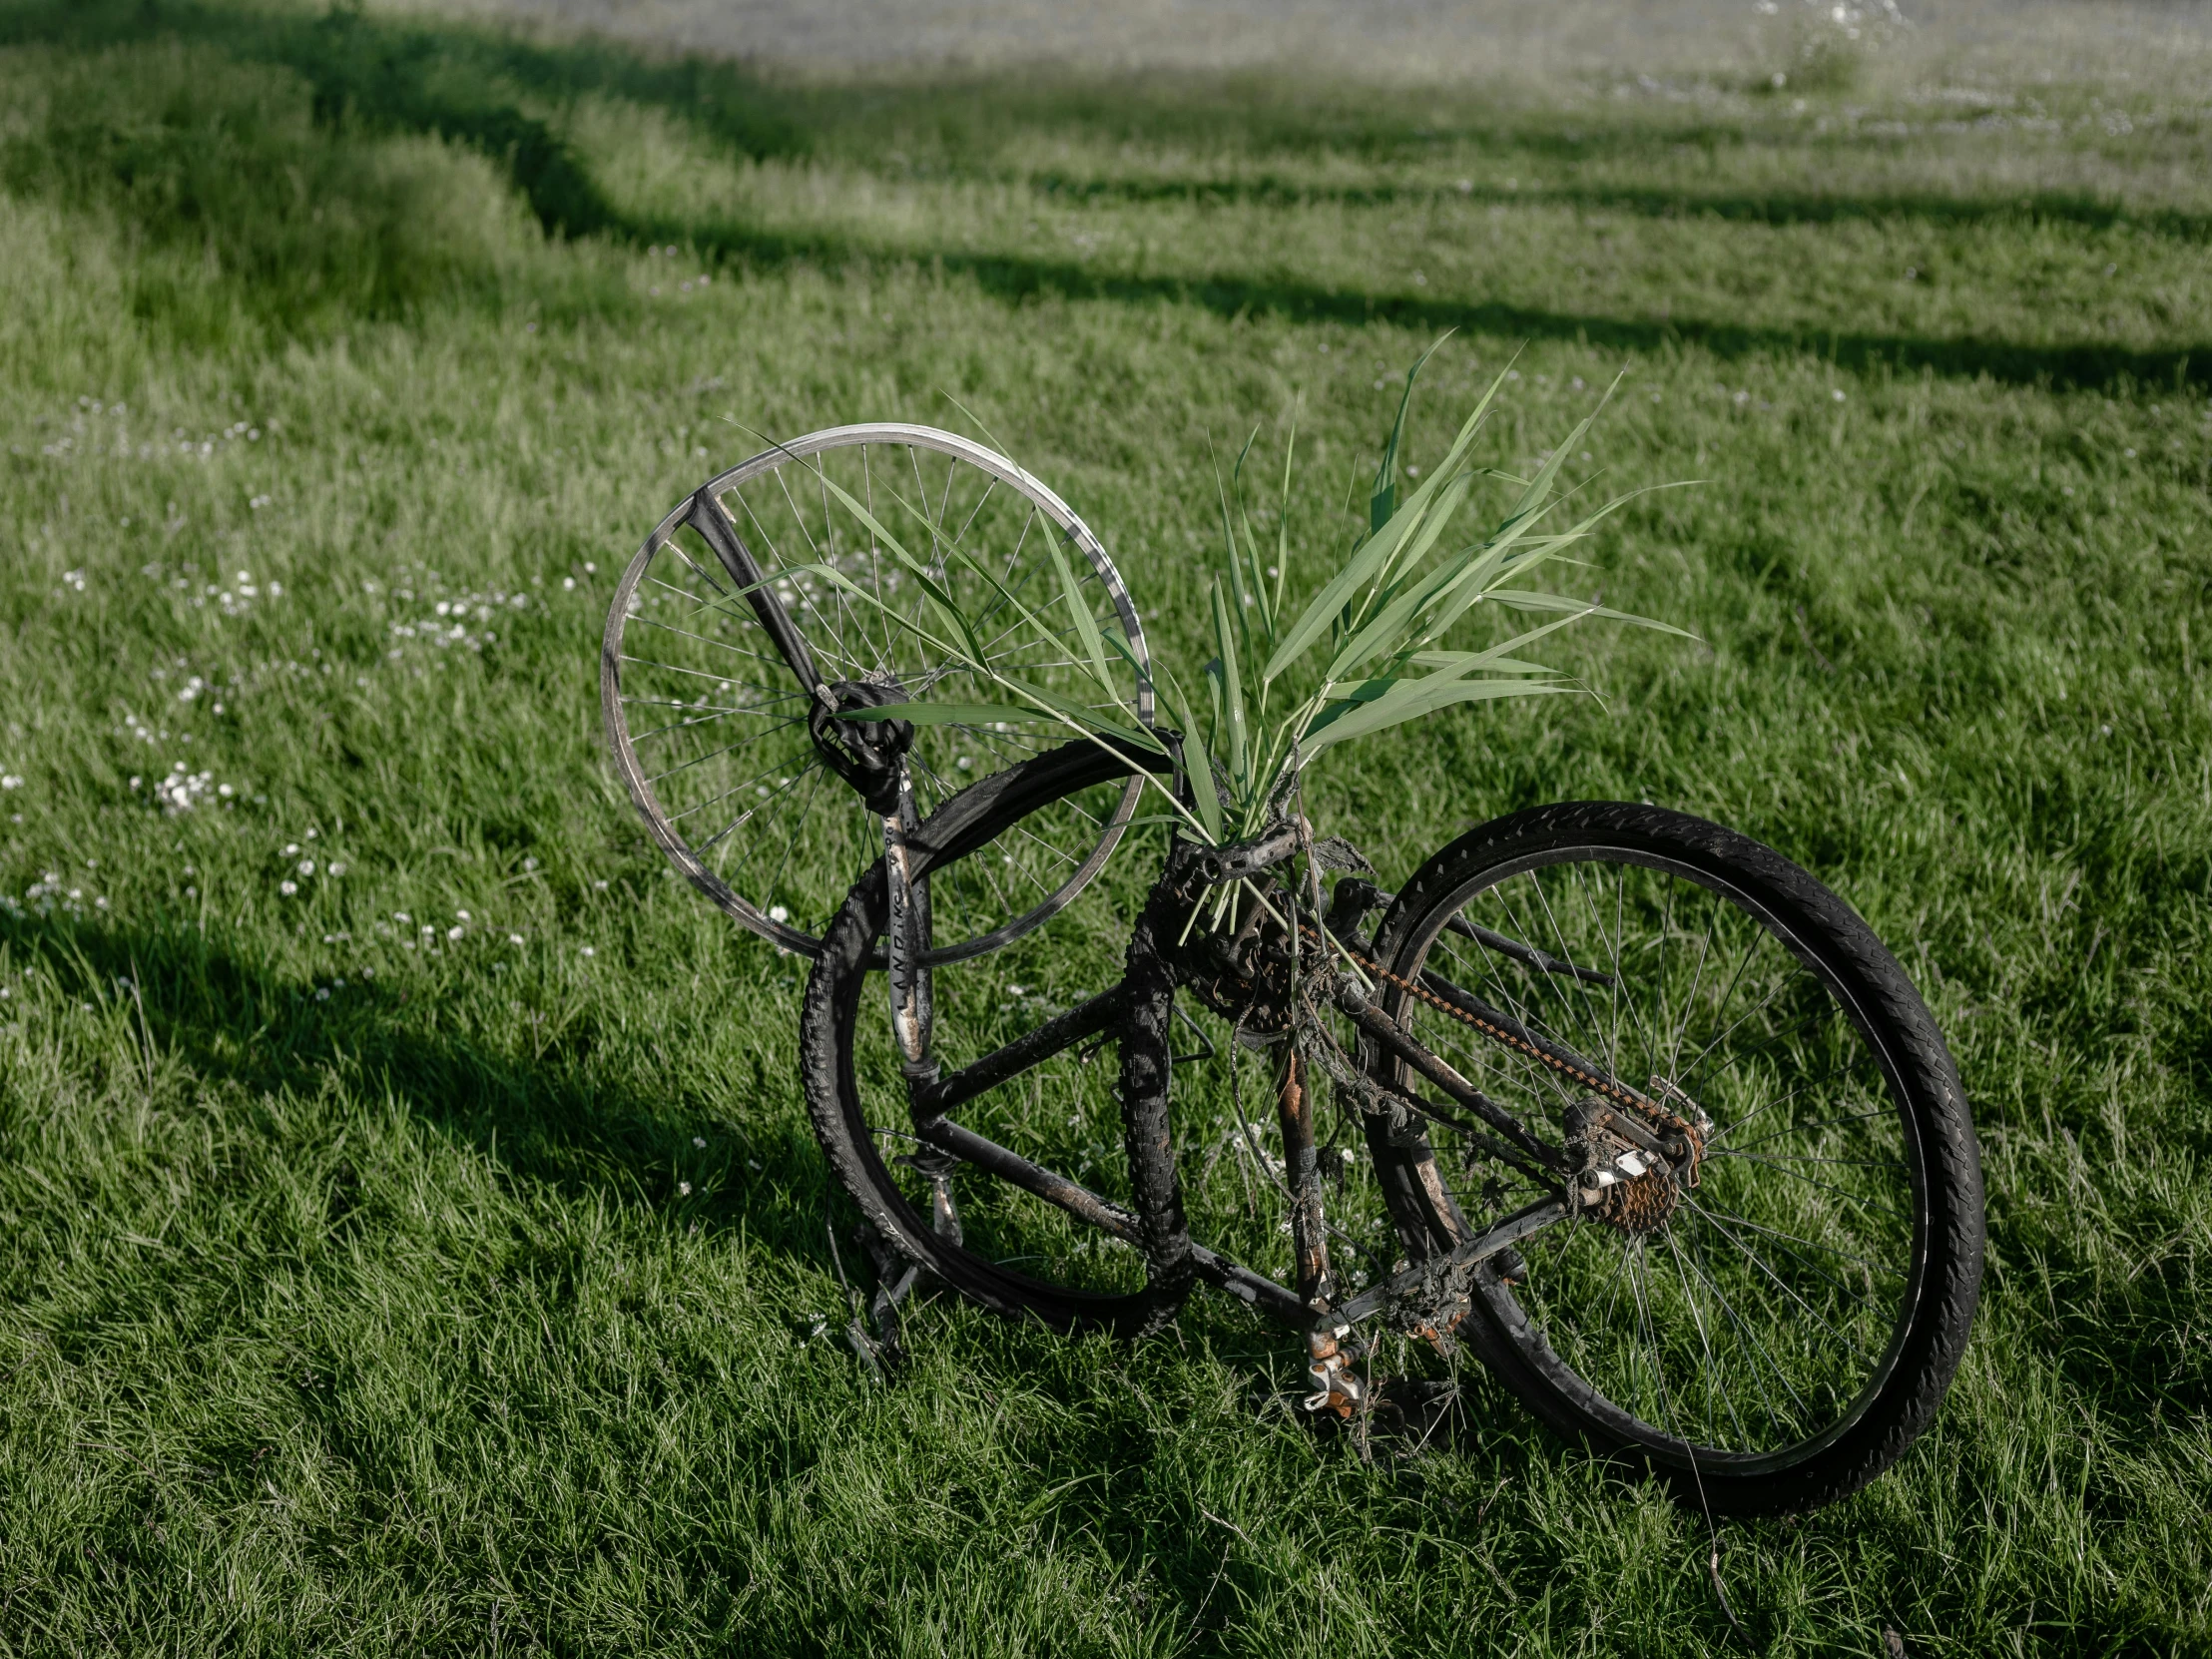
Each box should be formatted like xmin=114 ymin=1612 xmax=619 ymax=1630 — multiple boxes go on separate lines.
xmin=1320 ymin=469 xmax=1478 ymax=681
xmin=804 ymin=470 xmax=983 ymax=660
xmin=1208 ymin=577 xmax=1250 ymax=807
xmin=1484 ymin=589 xmax=1694 ymax=633
xmin=1304 ymin=677 xmax=1569 ymax=755
xmin=1042 ymin=526 xmax=1123 ymax=710
xmin=1371 ymin=331 xmax=1451 ymax=534
xmin=1152 ymin=657 xmax=1225 ymax=842
xmin=1265 ymin=359 xmax=1511 ymax=680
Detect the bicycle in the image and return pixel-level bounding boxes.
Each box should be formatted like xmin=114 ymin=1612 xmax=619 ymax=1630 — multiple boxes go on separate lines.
xmin=605 ymin=418 xmax=1985 ymax=1517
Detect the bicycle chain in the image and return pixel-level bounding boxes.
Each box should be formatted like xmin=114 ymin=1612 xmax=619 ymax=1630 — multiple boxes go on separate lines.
xmin=1295 ymin=920 xmax=1702 ymax=1153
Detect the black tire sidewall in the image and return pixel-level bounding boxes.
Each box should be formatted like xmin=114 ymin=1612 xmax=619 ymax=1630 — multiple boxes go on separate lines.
xmin=800 ymin=741 xmax=1189 ymax=1337
xmin=1368 ymin=801 xmax=1985 ymax=1515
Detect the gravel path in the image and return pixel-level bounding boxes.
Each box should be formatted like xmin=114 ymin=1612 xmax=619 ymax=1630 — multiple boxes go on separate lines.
xmin=425 ymin=0 xmax=2212 ymax=87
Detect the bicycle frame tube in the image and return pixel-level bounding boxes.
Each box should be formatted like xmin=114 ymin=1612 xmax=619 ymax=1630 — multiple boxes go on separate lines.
xmin=881 ymin=836 xmax=1723 ymax=1339
xmin=863 ymin=742 xmax=1702 ymax=1340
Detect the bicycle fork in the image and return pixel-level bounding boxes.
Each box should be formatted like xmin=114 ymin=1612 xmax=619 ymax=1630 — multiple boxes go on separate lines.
xmin=883 ymin=762 xmax=963 ymax=1248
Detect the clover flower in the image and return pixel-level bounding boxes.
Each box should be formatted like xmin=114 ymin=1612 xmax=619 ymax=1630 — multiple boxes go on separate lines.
xmin=154 ymin=767 xmax=216 ymax=815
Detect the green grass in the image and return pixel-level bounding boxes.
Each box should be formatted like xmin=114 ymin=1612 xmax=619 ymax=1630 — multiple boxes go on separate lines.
xmin=1 ymin=2 xmax=2209 ymax=1650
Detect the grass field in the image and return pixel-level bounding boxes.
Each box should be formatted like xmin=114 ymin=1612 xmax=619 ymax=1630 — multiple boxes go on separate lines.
xmin=2 ymin=0 xmax=2210 ymax=1650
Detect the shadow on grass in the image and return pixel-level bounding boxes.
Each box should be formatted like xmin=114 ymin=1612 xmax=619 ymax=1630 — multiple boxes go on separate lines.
xmin=4 ymin=910 xmax=834 ymax=1267
xmin=16 ymin=898 xmax=2194 ymax=1439
xmin=646 ymin=216 xmax=2212 ymax=393
xmin=5 ymin=910 xmax=1614 ymax=1602
xmin=5 ymin=0 xmax=2207 ymax=390
xmin=1022 ymin=170 xmax=2212 ymax=244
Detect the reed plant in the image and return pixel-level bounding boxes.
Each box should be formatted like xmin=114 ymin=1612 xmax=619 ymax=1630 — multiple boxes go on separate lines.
xmin=800 ymin=343 xmax=1687 ymax=893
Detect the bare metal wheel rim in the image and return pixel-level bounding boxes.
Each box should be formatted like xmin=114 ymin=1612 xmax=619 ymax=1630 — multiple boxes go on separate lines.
xmin=602 ymin=423 xmax=1152 ymax=962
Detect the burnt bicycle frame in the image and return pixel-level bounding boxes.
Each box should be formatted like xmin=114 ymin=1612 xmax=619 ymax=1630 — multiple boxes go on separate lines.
xmin=878 ymin=744 xmax=1699 ymax=1356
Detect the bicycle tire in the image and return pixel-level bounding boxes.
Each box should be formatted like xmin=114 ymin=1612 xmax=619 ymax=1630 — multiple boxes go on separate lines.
xmin=1364 ymin=802 xmax=1983 ymax=1515
xmin=802 ymin=739 xmax=1194 ymax=1337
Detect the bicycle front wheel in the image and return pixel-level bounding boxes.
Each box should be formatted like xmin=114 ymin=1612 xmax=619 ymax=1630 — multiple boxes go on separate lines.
xmin=1365 ymin=802 xmax=1984 ymax=1515
xmin=603 ymin=424 xmax=1151 ymax=962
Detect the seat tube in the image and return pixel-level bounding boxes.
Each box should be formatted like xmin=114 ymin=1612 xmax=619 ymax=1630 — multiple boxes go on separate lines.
xmin=1275 ymin=1047 xmax=1332 ymax=1311
xmin=884 ymin=761 xmax=935 ymax=1084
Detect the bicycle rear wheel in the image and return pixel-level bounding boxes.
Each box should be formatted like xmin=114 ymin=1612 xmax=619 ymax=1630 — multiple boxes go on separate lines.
xmin=1363 ymin=803 xmax=1983 ymax=1514
xmin=603 ymin=424 xmax=1151 ymax=962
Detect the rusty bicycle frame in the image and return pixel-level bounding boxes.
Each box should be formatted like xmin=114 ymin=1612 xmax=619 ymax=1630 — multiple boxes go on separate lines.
xmin=869 ymin=746 xmax=1711 ymax=1412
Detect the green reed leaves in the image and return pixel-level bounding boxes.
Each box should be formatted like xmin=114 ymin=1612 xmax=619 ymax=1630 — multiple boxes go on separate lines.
xmin=807 ymin=344 xmax=1690 ymax=847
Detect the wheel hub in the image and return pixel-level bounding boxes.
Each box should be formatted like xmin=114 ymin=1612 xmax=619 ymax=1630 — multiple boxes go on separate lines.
xmin=1563 ymin=1096 xmax=1692 ymax=1236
